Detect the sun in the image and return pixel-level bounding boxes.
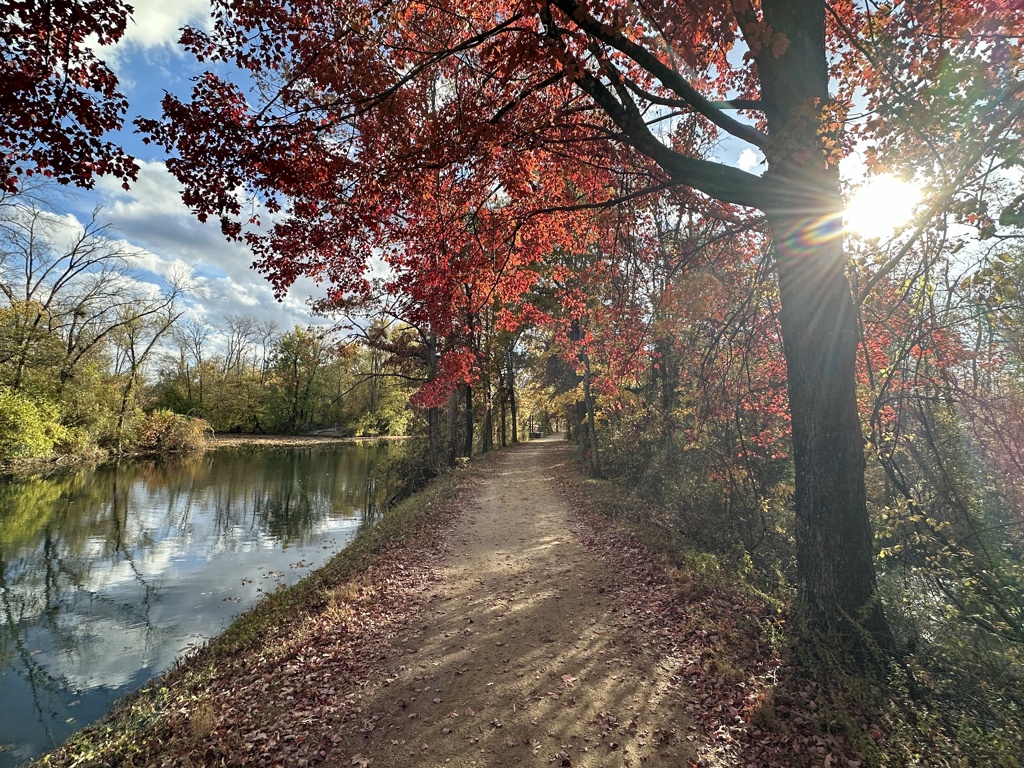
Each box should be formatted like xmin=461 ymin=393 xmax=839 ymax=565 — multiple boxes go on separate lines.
xmin=844 ymin=176 xmax=921 ymax=240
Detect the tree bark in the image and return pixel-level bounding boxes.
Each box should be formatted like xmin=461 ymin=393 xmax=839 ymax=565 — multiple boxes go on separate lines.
xmin=481 ymin=364 xmax=493 ymax=453
xmin=768 ymin=204 xmax=889 ymax=653
xmin=447 ymin=390 xmax=459 ymax=466
xmin=463 ymin=383 xmax=474 ymax=458
xmin=499 ymin=371 xmax=508 ymax=448
xmin=508 ymin=358 xmax=519 ymax=444
xmin=758 ymin=0 xmax=890 ymax=656
xmin=426 ymin=333 xmax=441 ymax=472
xmin=581 ymin=350 xmax=600 ymax=476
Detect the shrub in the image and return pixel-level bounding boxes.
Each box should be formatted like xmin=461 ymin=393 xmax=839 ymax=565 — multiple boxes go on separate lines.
xmin=0 ymin=386 xmax=67 ymax=460
xmin=132 ymin=410 xmax=212 ymax=454
xmin=372 ymin=438 xmax=437 ymax=507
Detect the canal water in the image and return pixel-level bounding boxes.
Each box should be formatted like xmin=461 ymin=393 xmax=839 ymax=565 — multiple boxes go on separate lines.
xmin=0 ymin=441 xmax=395 ymax=767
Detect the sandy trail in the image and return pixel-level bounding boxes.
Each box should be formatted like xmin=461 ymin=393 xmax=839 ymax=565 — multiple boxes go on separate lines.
xmin=333 ymin=437 xmax=693 ymax=768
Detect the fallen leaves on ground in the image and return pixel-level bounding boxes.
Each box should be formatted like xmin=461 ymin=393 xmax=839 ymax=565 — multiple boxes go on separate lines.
xmin=41 ymin=446 xmax=882 ymax=768
xmin=555 ymin=464 xmax=875 ymax=768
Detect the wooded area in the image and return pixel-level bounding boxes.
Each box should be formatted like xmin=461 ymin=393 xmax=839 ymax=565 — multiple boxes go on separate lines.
xmin=0 ymin=205 xmax=426 ymax=454
xmin=3 ymin=0 xmax=1024 ymax=762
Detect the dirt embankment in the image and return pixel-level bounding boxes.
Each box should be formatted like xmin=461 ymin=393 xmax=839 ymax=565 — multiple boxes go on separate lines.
xmin=206 ymin=434 xmax=407 ymax=449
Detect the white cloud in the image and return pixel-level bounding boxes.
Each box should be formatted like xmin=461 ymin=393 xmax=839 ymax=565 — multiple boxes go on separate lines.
xmin=91 ymin=0 xmax=212 ymax=73
xmin=89 ymin=161 xmax=328 ymax=339
xmin=74 ymin=5 xmax=328 ymax=342
xmin=123 ymin=0 xmax=212 ymax=49
xmin=737 ymin=148 xmax=762 ymax=172
xmin=197 ymin=274 xmax=262 ymax=308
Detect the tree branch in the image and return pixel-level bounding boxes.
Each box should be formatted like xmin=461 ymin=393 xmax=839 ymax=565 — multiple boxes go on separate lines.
xmin=573 ymin=71 xmax=770 ymax=210
xmin=549 ymin=0 xmax=768 ymax=149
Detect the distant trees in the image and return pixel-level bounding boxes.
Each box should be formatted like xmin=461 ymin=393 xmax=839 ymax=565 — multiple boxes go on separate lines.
xmin=0 ymin=205 xmax=167 ymax=392
xmin=0 ymin=200 xmax=193 ymax=457
xmin=158 ymin=316 xmax=271 ymax=432
xmin=267 ymin=326 xmax=336 ymax=433
xmin=0 ymin=197 xmax=438 ymax=458
xmin=150 ymin=317 xmax=424 ymax=439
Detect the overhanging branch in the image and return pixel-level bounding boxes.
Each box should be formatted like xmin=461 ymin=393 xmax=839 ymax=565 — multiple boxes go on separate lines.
xmin=550 ymin=0 xmax=768 ymax=149
xmin=574 ymin=71 xmax=770 ymax=210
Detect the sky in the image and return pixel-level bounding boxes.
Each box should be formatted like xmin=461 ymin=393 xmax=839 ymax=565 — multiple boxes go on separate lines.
xmin=48 ymin=0 xmax=329 ymax=347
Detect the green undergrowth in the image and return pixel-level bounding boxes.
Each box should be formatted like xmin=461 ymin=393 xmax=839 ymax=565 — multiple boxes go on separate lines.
xmin=565 ymin=459 xmax=780 ymax=609
xmin=33 ymin=459 xmax=471 ymax=768
xmin=569 ymin=451 xmax=1024 ymax=766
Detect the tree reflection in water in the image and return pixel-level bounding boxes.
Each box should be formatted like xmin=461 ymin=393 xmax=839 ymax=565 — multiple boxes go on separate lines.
xmin=0 ymin=442 xmax=394 ymax=767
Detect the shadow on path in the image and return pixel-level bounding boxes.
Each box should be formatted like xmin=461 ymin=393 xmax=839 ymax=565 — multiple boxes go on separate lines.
xmin=327 ymin=438 xmax=695 ymax=768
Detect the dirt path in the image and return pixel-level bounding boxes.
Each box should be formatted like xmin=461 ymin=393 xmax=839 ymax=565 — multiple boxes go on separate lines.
xmin=332 ymin=437 xmax=694 ymax=767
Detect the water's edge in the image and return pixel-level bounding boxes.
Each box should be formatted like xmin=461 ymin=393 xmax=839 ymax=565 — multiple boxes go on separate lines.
xmin=0 ymin=442 xmax=397 ymax=767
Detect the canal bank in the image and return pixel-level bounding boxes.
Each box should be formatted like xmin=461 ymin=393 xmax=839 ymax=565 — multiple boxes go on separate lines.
xmin=0 ymin=440 xmax=402 ymax=766
xmin=26 ymin=443 xmax=474 ymax=768
xmin=30 ymin=438 xmax=703 ymax=768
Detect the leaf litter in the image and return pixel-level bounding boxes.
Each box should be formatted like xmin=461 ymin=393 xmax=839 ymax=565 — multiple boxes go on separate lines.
xmin=39 ymin=439 xmax=875 ymax=767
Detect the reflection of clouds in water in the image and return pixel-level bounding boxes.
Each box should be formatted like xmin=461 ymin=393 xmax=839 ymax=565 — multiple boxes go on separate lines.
xmin=74 ymin=498 xmax=362 ymax=600
xmin=79 ymin=540 xmax=174 ymax=593
xmin=34 ymin=617 xmax=151 ymax=692
xmin=0 ymin=444 xmax=396 ymax=768
xmin=40 ymin=521 xmax=365 ymax=692
xmin=311 ymin=517 xmax=366 ymax=536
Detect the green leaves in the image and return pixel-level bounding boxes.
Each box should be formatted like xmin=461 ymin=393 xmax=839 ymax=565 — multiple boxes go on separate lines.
xmin=0 ymin=385 xmax=66 ymax=459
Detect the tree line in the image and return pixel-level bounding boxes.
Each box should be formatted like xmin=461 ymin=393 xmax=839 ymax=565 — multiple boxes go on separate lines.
xmin=0 ymin=194 xmax=406 ymax=458
xmin=0 ymin=192 xmax=555 ymax=459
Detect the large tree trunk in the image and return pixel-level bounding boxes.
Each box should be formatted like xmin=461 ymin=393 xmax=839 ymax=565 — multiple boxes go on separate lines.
xmin=760 ymin=0 xmax=890 ymax=656
xmin=769 ymin=206 xmax=889 ymax=654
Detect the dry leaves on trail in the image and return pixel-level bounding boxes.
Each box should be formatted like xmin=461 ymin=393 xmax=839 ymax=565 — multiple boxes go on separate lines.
xmin=555 ymin=463 xmax=876 ymax=768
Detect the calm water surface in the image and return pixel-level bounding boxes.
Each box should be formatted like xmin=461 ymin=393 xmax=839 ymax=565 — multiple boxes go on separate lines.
xmin=0 ymin=442 xmax=395 ymax=767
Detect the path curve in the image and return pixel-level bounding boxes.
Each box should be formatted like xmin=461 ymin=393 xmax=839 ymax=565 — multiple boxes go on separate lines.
xmin=331 ymin=437 xmax=693 ymax=768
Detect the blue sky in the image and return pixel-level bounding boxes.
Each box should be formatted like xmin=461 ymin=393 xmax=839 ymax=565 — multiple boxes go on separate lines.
xmin=47 ymin=0 xmax=329 ymax=345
